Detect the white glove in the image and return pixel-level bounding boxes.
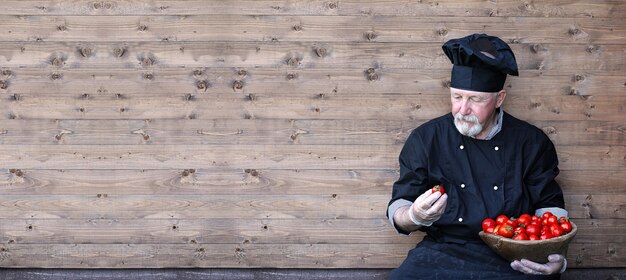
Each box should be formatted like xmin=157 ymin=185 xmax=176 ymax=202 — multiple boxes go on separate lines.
xmin=510 ymin=254 xmax=567 ymax=275
xmin=408 ymin=189 xmax=448 ymax=226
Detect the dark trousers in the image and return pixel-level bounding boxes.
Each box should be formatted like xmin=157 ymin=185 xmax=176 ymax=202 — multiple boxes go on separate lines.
xmin=389 ymin=237 xmax=561 ymax=280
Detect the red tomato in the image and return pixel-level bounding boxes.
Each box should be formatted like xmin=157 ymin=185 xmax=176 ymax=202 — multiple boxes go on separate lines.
xmin=531 ymin=215 xmax=541 ymax=222
xmin=506 ymin=218 xmax=519 ymax=228
xmin=498 ymin=225 xmax=514 ymax=238
xmin=493 ymin=225 xmax=501 ymax=235
xmin=525 ymin=224 xmax=541 ymax=236
xmin=513 ymin=232 xmax=529 ymax=240
xmin=431 ymin=185 xmax=445 ymax=194
xmin=514 ymin=226 xmax=525 ymax=235
xmin=496 ymin=215 xmax=509 ymax=225
xmin=485 ymin=227 xmax=495 ymax=234
xmin=560 ymin=220 xmax=573 ymax=233
xmin=517 ymin=214 xmax=531 ymax=226
xmin=547 ymin=215 xmax=558 ymax=225
xmin=541 ymin=212 xmax=554 ymax=220
xmin=528 ymin=234 xmax=539 ymax=240
xmin=550 ymin=225 xmax=564 ymax=237
xmin=540 ymin=231 xmax=553 ymax=240
xmin=482 ymin=218 xmax=497 ymax=231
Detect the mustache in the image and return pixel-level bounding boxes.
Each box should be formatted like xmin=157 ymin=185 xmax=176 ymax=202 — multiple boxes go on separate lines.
xmin=454 ymin=113 xmax=479 ymax=123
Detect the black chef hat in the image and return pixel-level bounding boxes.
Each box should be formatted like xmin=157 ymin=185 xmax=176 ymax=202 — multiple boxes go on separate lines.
xmin=442 ymin=33 xmax=518 ymax=92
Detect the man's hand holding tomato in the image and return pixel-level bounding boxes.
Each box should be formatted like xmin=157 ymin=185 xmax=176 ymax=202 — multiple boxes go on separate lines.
xmin=407 ymin=187 xmax=448 ymax=226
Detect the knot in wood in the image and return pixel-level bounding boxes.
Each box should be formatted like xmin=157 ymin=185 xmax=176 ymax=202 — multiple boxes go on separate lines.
xmin=57 ymin=25 xmax=67 ymax=32
xmin=543 ymin=126 xmax=557 ymax=135
xmin=113 ymin=47 xmax=126 ymax=57
xmin=11 ymin=169 xmax=23 ymax=177
xmin=586 ymin=45 xmax=599 ymax=53
xmin=233 ymin=80 xmax=243 ymax=91
xmin=568 ymin=27 xmax=581 ymax=36
xmin=530 ymin=44 xmax=543 ymax=53
xmin=141 ymin=56 xmax=154 ymax=67
xmin=0 ymin=80 xmax=7 ymax=89
xmin=367 ymin=73 xmax=379 ymax=81
xmin=237 ymin=69 xmax=248 ymax=77
xmin=51 ymin=56 xmax=64 ymax=67
xmin=574 ymin=74 xmax=585 ymax=82
xmin=79 ymin=47 xmax=93 ymax=57
xmin=292 ymin=25 xmax=303 ymax=32
xmin=138 ymin=24 xmax=148 ymax=31
xmin=442 ymin=79 xmax=451 ymax=88
xmin=50 ymin=72 xmax=62 ymax=80
xmin=315 ymin=47 xmax=327 ymax=57
xmin=364 ymin=31 xmax=378 ymax=41
xmin=436 ymin=28 xmax=448 ymax=36
xmin=143 ymin=73 xmax=154 ymax=80
xmin=287 ymin=56 xmax=300 ymax=66
xmin=328 ymin=2 xmax=338 ymax=9
xmin=93 ymin=1 xmax=113 ymax=9
xmin=193 ymin=69 xmax=204 ymax=77
xmin=245 ymin=169 xmax=259 ymax=177
xmin=196 ymin=80 xmax=209 ymax=90
xmin=247 ymin=93 xmax=256 ymax=101
xmin=2 ymin=69 xmax=12 ymax=77
xmin=286 ymin=73 xmax=297 ymax=80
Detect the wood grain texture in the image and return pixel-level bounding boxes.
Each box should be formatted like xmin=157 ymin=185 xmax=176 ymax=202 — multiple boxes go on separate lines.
xmin=0 ymin=0 xmax=624 ymax=270
xmin=0 ymin=16 xmax=623 ymax=43
xmin=0 ymin=0 xmax=624 ymax=17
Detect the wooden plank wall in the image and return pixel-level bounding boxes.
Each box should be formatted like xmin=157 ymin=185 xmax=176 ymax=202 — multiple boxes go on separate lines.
xmin=0 ymin=0 xmax=624 ymax=269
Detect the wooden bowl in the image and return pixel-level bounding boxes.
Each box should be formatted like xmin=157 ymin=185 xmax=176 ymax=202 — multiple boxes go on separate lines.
xmin=478 ymin=222 xmax=577 ymax=263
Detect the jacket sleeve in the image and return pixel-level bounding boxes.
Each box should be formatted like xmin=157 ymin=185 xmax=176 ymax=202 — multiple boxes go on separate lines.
xmin=524 ymin=133 xmax=565 ymax=211
xmin=387 ymin=130 xmax=430 ymax=234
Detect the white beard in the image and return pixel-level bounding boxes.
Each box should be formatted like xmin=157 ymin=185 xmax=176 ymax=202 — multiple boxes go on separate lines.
xmin=454 ymin=113 xmax=483 ymax=137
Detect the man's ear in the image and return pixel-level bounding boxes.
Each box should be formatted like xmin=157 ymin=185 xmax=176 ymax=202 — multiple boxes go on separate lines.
xmin=496 ymin=90 xmax=507 ymax=108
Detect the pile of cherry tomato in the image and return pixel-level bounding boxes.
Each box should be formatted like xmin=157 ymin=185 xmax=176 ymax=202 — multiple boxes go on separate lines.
xmin=481 ymin=212 xmax=573 ymax=240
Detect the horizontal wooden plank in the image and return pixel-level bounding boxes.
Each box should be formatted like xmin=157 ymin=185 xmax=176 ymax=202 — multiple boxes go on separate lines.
xmin=0 ymin=15 xmax=622 ymax=43
xmin=568 ymin=218 xmax=626 ymax=243
xmin=0 ymin=241 xmax=622 ymax=268
xmin=0 ymin=169 xmax=396 ymax=195
xmin=1 ymin=69 xmax=624 ymax=99
xmin=0 ymin=218 xmax=419 ymax=245
xmin=0 ymin=194 xmax=387 ymax=219
xmin=1 ymin=94 xmax=623 ymax=122
xmin=0 ymin=144 xmax=400 ymax=170
xmin=0 ymin=119 xmax=623 ymax=146
xmin=558 ymin=170 xmax=626 ymax=194
xmin=1 ymin=169 xmax=623 ymax=196
xmin=0 ymin=144 xmax=623 ymax=170
xmin=0 ymin=193 xmax=622 ymax=219
xmin=0 ymin=243 xmax=408 ymax=268
xmin=566 ymin=195 xmax=626 ymax=219
xmin=568 ymin=242 xmax=626 ymax=268
xmin=0 ymin=119 xmax=412 ymax=145
xmin=0 ymin=217 xmax=621 ymax=245
xmin=0 ymin=0 xmax=623 ymax=18
xmin=1 ymin=42 xmax=624 ymax=71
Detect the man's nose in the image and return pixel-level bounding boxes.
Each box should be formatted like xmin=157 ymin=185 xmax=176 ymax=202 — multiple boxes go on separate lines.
xmin=459 ymin=100 xmax=471 ymax=115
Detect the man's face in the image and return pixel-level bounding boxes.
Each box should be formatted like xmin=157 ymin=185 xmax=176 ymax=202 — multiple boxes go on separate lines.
xmin=450 ymin=87 xmax=505 ymax=138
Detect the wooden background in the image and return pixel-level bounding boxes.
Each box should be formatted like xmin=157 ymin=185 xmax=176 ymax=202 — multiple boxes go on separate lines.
xmin=0 ymin=0 xmax=624 ymax=269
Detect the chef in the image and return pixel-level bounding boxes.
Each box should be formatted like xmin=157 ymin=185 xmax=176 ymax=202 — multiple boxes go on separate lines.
xmin=387 ymin=33 xmax=568 ymax=279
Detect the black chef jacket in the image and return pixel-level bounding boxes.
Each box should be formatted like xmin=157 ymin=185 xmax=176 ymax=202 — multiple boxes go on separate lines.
xmin=387 ymin=111 xmax=565 ymax=244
